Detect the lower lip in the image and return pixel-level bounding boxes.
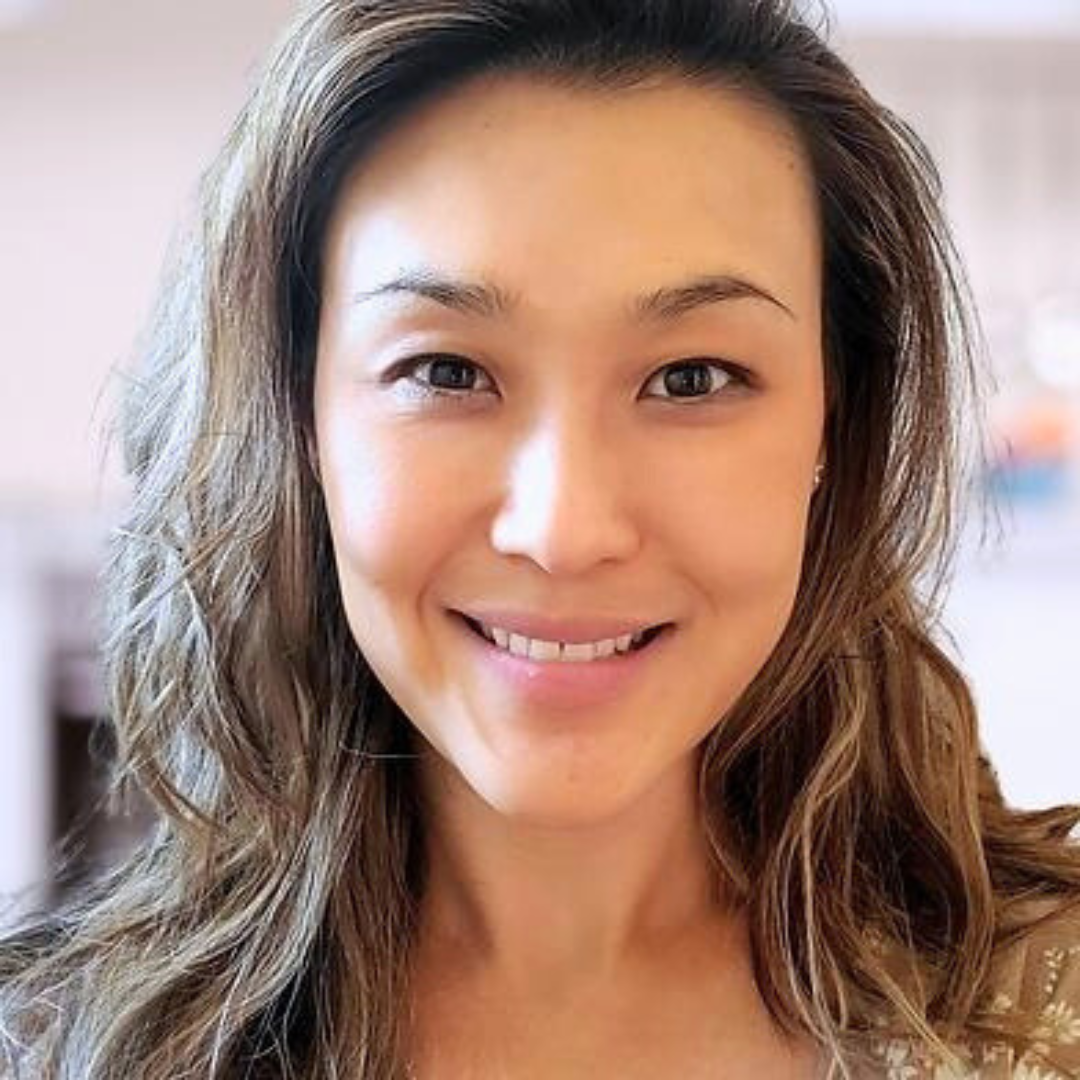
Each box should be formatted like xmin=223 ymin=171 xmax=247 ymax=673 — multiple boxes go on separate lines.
xmin=449 ymin=611 xmax=675 ymax=710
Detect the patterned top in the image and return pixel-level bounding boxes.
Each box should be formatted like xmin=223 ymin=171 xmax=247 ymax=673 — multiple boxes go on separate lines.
xmin=865 ymin=900 xmax=1080 ymax=1079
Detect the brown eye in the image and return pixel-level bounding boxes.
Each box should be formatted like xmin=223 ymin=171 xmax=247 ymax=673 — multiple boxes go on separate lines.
xmin=391 ymin=354 xmax=495 ymax=400
xmin=643 ymin=359 xmax=750 ymax=403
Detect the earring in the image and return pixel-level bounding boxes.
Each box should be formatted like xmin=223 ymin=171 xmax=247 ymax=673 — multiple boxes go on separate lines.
xmin=813 ymin=463 xmax=825 ymax=489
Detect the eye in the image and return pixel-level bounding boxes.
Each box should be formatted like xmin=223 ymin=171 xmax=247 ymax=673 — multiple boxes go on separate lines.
xmin=386 ymin=353 xmax=753 ymax=405
xmin=641 ymin=359 xmax=751 ymax=402
xmin=392 ymin=354 xmax=496 ymax=401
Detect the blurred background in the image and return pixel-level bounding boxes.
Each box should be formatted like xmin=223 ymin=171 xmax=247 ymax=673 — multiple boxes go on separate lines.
xmin=0 ymin=0 xmax=1077 ymax=926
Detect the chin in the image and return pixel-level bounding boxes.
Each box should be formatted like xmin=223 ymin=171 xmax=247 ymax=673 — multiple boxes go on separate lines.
xmin=467 ymin=766 xmax=657 ymax=831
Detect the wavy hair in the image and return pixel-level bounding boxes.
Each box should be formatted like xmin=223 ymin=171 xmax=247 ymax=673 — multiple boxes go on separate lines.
xmin=4 ymin=1 xmax=1080 ymax=1077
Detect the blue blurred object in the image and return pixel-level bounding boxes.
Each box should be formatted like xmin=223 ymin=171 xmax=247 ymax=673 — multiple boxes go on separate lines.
xmin=987 ymin=459 xmax=1071 ymax=505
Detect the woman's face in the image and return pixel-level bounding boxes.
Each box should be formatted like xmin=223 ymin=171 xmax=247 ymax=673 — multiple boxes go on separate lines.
xmin=313 ymin=73 xmax=824 ymax=826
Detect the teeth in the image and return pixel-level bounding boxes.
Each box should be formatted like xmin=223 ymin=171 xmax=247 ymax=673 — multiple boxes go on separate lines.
xmin=481 ymin=623 xmax=648 ymax=662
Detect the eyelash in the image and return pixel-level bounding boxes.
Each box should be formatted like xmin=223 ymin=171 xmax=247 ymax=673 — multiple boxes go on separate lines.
xmin=388 ymin=353 xmax=755 ymax=406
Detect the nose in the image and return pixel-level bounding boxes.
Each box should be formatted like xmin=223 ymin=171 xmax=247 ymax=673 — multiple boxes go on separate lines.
xmin=489 ymin=415 xmax=642 ymax=575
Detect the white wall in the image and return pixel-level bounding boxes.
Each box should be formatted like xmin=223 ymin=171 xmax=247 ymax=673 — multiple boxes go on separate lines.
xmin=0 ymin=0 xmax=296 ymax=511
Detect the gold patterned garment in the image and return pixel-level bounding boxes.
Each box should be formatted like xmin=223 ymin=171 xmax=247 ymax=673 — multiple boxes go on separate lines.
xmin=864 ymin=900 xmax=1080 ymax=1079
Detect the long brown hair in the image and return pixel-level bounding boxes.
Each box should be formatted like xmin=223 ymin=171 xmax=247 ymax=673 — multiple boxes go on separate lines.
xmin=3 ymin=1 xmax=1080 ymax=1077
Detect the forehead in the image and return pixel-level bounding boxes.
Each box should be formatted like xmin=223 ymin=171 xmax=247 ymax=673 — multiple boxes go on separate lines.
xmin=320 ymin=71 xmax=821 ymax=332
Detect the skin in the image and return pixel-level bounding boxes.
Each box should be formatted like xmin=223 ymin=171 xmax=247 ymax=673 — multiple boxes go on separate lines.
xmin=312 ymin=71 xmax=826 ymax=1072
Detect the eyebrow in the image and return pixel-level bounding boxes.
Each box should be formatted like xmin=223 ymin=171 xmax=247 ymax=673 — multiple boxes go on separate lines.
xmin=351 ymin=266 xmax=795 ymax=322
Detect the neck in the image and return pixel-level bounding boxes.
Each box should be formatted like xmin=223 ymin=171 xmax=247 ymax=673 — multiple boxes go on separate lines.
xmin=412 ymin=745 xmax=736 ymax=994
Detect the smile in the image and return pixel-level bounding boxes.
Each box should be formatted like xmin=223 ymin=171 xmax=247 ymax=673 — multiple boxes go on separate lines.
xmin=449 ymin=607 xmax=676 ymax=710
xmin=461 ymin=614 xmax=669 ymax=663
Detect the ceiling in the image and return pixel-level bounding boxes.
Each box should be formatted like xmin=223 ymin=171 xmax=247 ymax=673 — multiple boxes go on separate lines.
xmin=2 ymin=0 xmax=1079 ymax=37
xmin=0 ymin=0 xmax=48 ymax=29
xmin=824 ymin=0 xmax=1079 ymax=37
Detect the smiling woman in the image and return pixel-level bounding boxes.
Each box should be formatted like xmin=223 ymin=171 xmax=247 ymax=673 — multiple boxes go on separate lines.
xmin=3 ymin=2 xmax=1080 ymax=1079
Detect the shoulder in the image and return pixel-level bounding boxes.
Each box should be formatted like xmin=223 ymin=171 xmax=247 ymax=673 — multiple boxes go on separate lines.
xmin=866 ymin=898 xmax=1080 ymax=1079
xmin=981 ymin=897 xmax=1080 ymax=1078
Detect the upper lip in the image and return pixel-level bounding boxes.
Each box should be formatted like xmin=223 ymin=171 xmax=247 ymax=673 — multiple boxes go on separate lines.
xmin=454 ymin=608 xmax=670 ymax=644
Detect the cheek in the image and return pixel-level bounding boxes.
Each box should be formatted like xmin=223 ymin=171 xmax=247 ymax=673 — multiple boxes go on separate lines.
xmin=665 ymin=438 xmax=815 ymax=672
xmin=316 ymin=411 xmax=446 ymax=596
xmin=664 ymin=426 xmax=815 ymax=575
xmin=314 ymin=411 xmax=464 ymax=708
xmin=686 ymin=486 xmax=809 ymax=624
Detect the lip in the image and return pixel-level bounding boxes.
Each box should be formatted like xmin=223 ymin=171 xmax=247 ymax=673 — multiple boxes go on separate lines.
xmin=451 ymin=607 xmax=670 ymax=645
xmin=449 ymin=609 xmax=675 ymax=711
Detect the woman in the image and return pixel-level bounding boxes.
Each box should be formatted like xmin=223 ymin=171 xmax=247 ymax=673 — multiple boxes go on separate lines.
xmin=3 ymin=0 xmax=1080 ymax=1077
